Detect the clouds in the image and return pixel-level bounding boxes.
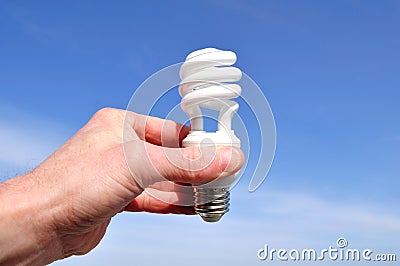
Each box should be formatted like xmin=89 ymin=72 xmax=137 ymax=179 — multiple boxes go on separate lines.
xmin=52 ymin=186 xmax=400 ymax=266
xmin=249 ymin=189 xmax=400 ymax=240
xmin=0 ymin=1 xmax=399 ymax=265
xmin=0 ymin=104 xmax=72 ymax=181
xmin=1 ymin=105 xmax=398 ymax=265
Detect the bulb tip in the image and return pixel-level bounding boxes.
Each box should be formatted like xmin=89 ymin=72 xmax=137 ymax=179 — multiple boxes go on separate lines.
xmin=199 ymin=213 xmax=224 ymax=223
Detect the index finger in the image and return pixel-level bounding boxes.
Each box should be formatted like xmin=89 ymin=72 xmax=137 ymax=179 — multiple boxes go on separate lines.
xmin=132 ymin=113 xmax=190 ymax=148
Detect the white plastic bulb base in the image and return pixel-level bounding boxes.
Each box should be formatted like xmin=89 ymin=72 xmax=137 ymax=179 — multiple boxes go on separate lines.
xmin=182 ymin=130 xmax=240 ymax=223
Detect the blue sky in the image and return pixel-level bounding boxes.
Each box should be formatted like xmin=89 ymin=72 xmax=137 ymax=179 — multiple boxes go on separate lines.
xmin=1 ymin=1 xmax=399 ymax=265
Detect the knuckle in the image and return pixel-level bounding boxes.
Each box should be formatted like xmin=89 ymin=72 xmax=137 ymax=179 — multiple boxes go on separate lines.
xmin=90 ymin=108 xmax=124 ymax=127
xmin=95 ymin=107 xmax=113 ymax=116
xmin=181 ymin=146 xmax=202 ymax=160
xmin=93 ymin=107 xmax=116 ymax=120
xmin=179 ymin=147 xmax=218 ymax=181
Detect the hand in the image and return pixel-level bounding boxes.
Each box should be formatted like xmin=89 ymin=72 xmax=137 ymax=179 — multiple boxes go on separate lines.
xmin=0 ymin=108 xmax=244 ymax=265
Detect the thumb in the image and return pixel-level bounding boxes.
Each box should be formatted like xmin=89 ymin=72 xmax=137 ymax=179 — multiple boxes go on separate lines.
xmin=124 ymin=140 xmax=244 ymax=188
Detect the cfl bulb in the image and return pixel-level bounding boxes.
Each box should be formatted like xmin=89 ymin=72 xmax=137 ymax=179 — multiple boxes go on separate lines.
xmin=179 ymin=48 xmax=242 ymax=222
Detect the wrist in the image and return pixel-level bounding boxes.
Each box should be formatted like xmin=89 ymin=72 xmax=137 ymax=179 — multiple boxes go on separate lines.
xmin=0 ymin=172 xmax=64 ymax=265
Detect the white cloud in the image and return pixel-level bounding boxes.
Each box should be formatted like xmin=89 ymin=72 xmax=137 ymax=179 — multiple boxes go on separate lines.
xmin=1 ymin=107 xmax=397 ymax=266
xmin=52 ymin=187 xmax=400 ymax=266
xmin=0 ymin=105 xmax=72 ymax=181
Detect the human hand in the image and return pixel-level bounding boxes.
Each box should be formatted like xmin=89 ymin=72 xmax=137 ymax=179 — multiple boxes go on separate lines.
xmin=0 ymin=108 xmax=244 ymax=265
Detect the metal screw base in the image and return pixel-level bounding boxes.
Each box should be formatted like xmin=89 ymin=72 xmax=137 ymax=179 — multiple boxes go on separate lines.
xmin=194 ymin=187 xmax=230 ymax=223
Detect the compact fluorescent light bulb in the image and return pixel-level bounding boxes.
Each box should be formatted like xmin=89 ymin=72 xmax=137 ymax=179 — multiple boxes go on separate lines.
xmin=179 ymin=48 xmax=242 ymax=222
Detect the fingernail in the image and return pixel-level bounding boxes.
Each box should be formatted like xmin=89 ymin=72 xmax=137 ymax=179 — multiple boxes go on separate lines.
xmin=218 ymin=147 xmax=242 ymax=173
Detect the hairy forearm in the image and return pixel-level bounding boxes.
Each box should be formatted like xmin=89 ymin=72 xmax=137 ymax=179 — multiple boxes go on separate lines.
xmin=0 ymin=173 xmax=63 ymax=265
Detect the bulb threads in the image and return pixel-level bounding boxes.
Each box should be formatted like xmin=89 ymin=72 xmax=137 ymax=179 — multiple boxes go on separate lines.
xmin=194 ymin=187 xmax=230 ymax=223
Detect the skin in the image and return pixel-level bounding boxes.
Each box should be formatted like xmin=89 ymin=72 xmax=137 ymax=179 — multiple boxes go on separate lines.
xmin=0 ymin=108 xmax=244 ymax=265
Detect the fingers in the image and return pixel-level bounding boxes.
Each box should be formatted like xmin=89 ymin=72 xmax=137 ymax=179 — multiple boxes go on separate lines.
xmin=132 ymin=114 xmax=190 ymax=148
xmin=124 ymin=189 xmax=195 ymax=215
xmin=124 ymin=140 xmax=244 ymax=188
xmin=150 ymin=144 xmax=244 ymax=185
xmin=89 ymin=108 xmax=190 ymax=147
xmin=147 ymin=181 xmax=192 ymax=193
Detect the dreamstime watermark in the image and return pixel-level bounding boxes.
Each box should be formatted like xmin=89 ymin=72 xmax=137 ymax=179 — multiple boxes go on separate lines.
xmin=257 ymin=237 xmax=397 ymax=262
